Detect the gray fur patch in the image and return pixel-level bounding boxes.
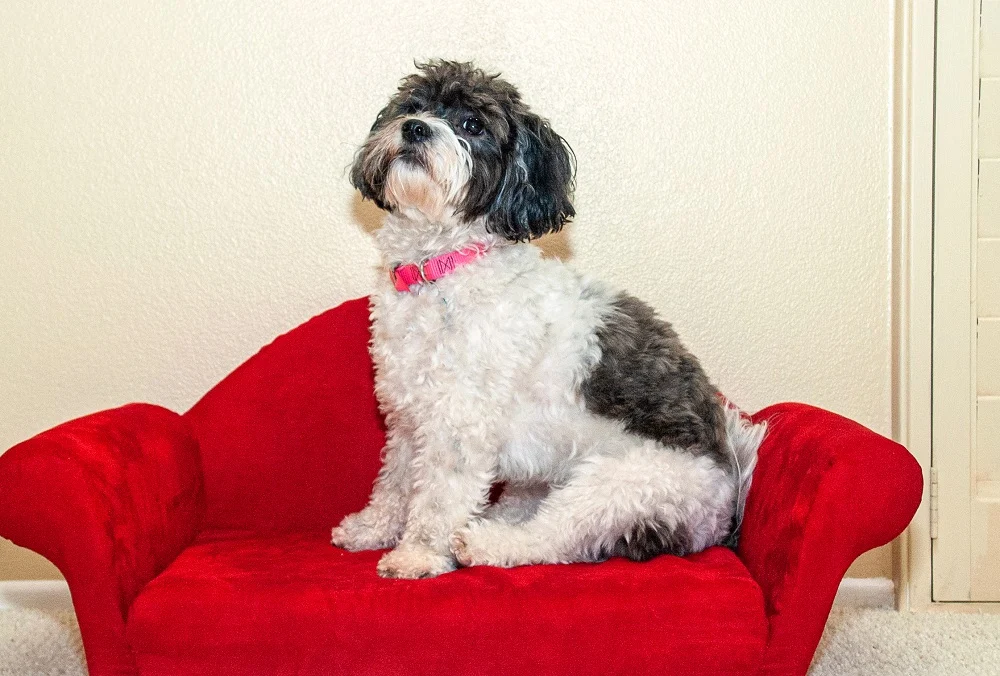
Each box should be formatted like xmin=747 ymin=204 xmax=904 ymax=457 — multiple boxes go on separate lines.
xmin=582 ymin=292 xmax=735 ymax=558
xmin=581 ymin=293 xmax=729 ymax=468
xmin=611 ymin=520 xmax=693 ymax=561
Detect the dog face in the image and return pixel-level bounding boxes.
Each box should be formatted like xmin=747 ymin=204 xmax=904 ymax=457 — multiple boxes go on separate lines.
xmin=351 ymin=60 xmax=575 ymax=241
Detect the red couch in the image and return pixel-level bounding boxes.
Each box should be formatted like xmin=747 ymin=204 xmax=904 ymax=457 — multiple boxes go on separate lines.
xmin=0 ymin=297 xmax=922 ymax=676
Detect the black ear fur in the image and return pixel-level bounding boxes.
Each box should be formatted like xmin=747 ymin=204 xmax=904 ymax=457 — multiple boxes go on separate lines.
xmin=485 ymin=112 xmax=575 ymax=241
xmin=350 ymin=106 xmax=392 ymax=211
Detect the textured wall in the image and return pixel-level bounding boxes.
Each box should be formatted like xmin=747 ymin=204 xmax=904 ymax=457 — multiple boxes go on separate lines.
xmin=0 ymin=1 xmax=894 ymax=578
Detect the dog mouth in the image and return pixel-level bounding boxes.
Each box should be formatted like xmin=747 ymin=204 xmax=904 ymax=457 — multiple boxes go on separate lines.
xmin=394 ymin=148 xmax=426 ymax=166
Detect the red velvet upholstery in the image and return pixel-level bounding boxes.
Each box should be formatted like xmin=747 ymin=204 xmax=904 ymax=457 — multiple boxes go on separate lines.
xmin=0 ymin=405 xmax=203 ymax=676
xmin=126 ymin=534 xmax=767 ymax=675
xmin=0 ymin=297 xmax=923 ymax=676
xmin=740 ymin=403 xmax=923 ymax=675
xmin=184 ymin=297 xmax=385 ymax=535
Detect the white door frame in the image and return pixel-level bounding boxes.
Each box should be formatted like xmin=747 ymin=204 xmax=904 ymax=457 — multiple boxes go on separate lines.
xmin=897 ymin=0 xmax=999 ymax=611
xmin=894 ymin=0 xmax=935 ymax=612
xmin=931 ymin=0 xmax=979 ymax=603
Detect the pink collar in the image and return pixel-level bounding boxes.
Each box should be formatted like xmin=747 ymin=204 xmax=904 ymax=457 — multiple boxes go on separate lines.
xmin=390 ymin=243 xmax=491 ymax=292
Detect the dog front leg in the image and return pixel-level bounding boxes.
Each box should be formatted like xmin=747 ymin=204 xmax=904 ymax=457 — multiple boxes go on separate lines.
xmin=331 ymin=427 xmax=413 ymax=551
xmin=376 ymin=429 xmax=494 ymax=579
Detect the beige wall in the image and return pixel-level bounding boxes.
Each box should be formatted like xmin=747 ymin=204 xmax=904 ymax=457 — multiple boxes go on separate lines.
xmin=0 ymin=2 xmax=895 ymax=579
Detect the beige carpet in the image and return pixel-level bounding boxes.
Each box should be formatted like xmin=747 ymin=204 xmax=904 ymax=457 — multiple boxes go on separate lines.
xmin=2 ymin=607 xmax=1000 ymax=675
xmin=811 ymin=607 xmax=1000 ymax=675
xmin=0 ymin=610 xmax=85 ymax=676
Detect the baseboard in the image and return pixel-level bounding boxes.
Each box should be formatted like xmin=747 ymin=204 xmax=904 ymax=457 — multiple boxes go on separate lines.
xmin=833 ymin=577 xmax=895 ymax=609
xmin=0 ymin=580 xmax=73 ymax=612
xmin=0 ymin=577 xmax=894 ymax=613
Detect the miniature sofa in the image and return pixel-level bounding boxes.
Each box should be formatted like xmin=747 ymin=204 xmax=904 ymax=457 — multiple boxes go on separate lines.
xmin=0 ymin=297 xmax=922 ymax=675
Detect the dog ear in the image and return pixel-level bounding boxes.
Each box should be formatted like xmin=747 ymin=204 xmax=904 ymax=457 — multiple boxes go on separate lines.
xmin=350 ymin=106 xmax=392 ymax=211
xmin=485 ymin=112 xmax=575 ymax=241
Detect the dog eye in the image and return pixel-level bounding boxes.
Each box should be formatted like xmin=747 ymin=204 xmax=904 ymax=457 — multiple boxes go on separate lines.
xmin=462 ymin=117 xmax=485 ymax=135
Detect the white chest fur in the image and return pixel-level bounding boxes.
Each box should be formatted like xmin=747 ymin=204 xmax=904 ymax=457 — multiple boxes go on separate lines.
xmin=369 ymin=244 xmax=610 ymax=481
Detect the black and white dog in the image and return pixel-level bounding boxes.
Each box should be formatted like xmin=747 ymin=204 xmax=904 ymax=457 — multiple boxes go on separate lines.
xmin=331 ymin=60 xmax=765 ymax=579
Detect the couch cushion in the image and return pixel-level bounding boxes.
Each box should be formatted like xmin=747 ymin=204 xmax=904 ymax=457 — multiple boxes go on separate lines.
xmin=127 ymin=532 xmax=767 ymax=675
xmin=184 ymin=297 xmax=386 ymax=535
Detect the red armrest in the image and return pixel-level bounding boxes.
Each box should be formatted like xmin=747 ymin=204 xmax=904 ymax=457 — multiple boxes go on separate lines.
xmin=738 ymin=403 xmax=922 ymax=676
xmin=0 ymin=404 xmax=204 ymax=676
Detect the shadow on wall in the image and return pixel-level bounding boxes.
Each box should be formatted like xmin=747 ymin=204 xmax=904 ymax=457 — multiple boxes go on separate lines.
xmin=0 ymin=539 xmax=62 ymax=581
xmin=351 ymin=192 xmax=384 ymax=237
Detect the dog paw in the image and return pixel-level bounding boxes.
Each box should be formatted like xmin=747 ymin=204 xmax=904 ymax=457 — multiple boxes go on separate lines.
xmin=449 ymin=523 xmax=498 ymax=567
xmin=331 ymin=510 xmax=400 ymax=552
xmin=449 ymin=528 xmax=476 ymax=567
xmin=376 ymin=546 xmax=456 ymax=579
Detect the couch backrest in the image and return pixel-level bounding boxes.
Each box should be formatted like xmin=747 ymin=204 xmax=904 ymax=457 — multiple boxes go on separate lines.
xmin=184 ymin=297 xmax=385 ymax=535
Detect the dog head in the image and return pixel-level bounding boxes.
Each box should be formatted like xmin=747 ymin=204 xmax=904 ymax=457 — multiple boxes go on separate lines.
xmin=351 ymin=60 xmax=575 ymax=241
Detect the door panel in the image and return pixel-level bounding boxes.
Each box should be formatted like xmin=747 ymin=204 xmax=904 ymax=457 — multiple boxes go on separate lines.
xmin=972 ymin=1 xmax=1000 ymax=602
xmin=981 ymin=160 xmax=1000 ymax=236
xmin=933 ymin=0 xmax=1000 ymax=602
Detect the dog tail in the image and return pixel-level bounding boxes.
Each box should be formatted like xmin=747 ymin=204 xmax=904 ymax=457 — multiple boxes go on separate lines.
xmin=721 ymin=405 xmax=766 ymax=549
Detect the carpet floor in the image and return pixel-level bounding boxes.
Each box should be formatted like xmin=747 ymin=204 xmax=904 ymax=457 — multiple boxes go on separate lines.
xmin=1 ymin=606 xmax=999 ymax=674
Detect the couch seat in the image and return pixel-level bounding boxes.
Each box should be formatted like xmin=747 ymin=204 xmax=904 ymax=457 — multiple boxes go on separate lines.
xmin=127 ymin=532 xmax=767 ymax=675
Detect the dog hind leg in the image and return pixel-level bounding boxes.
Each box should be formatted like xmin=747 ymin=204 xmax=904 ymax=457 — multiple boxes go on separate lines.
xmin=451 ymin=438 xmax=735 ymax=568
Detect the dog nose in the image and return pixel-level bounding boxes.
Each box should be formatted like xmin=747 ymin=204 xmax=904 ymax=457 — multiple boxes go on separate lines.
xmin=401 ymin=119 xmax=430 ymax=144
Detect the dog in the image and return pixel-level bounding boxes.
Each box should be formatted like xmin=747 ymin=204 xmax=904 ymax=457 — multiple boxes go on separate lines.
xmin=331 ymin=60 xmax=766 ymax=579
